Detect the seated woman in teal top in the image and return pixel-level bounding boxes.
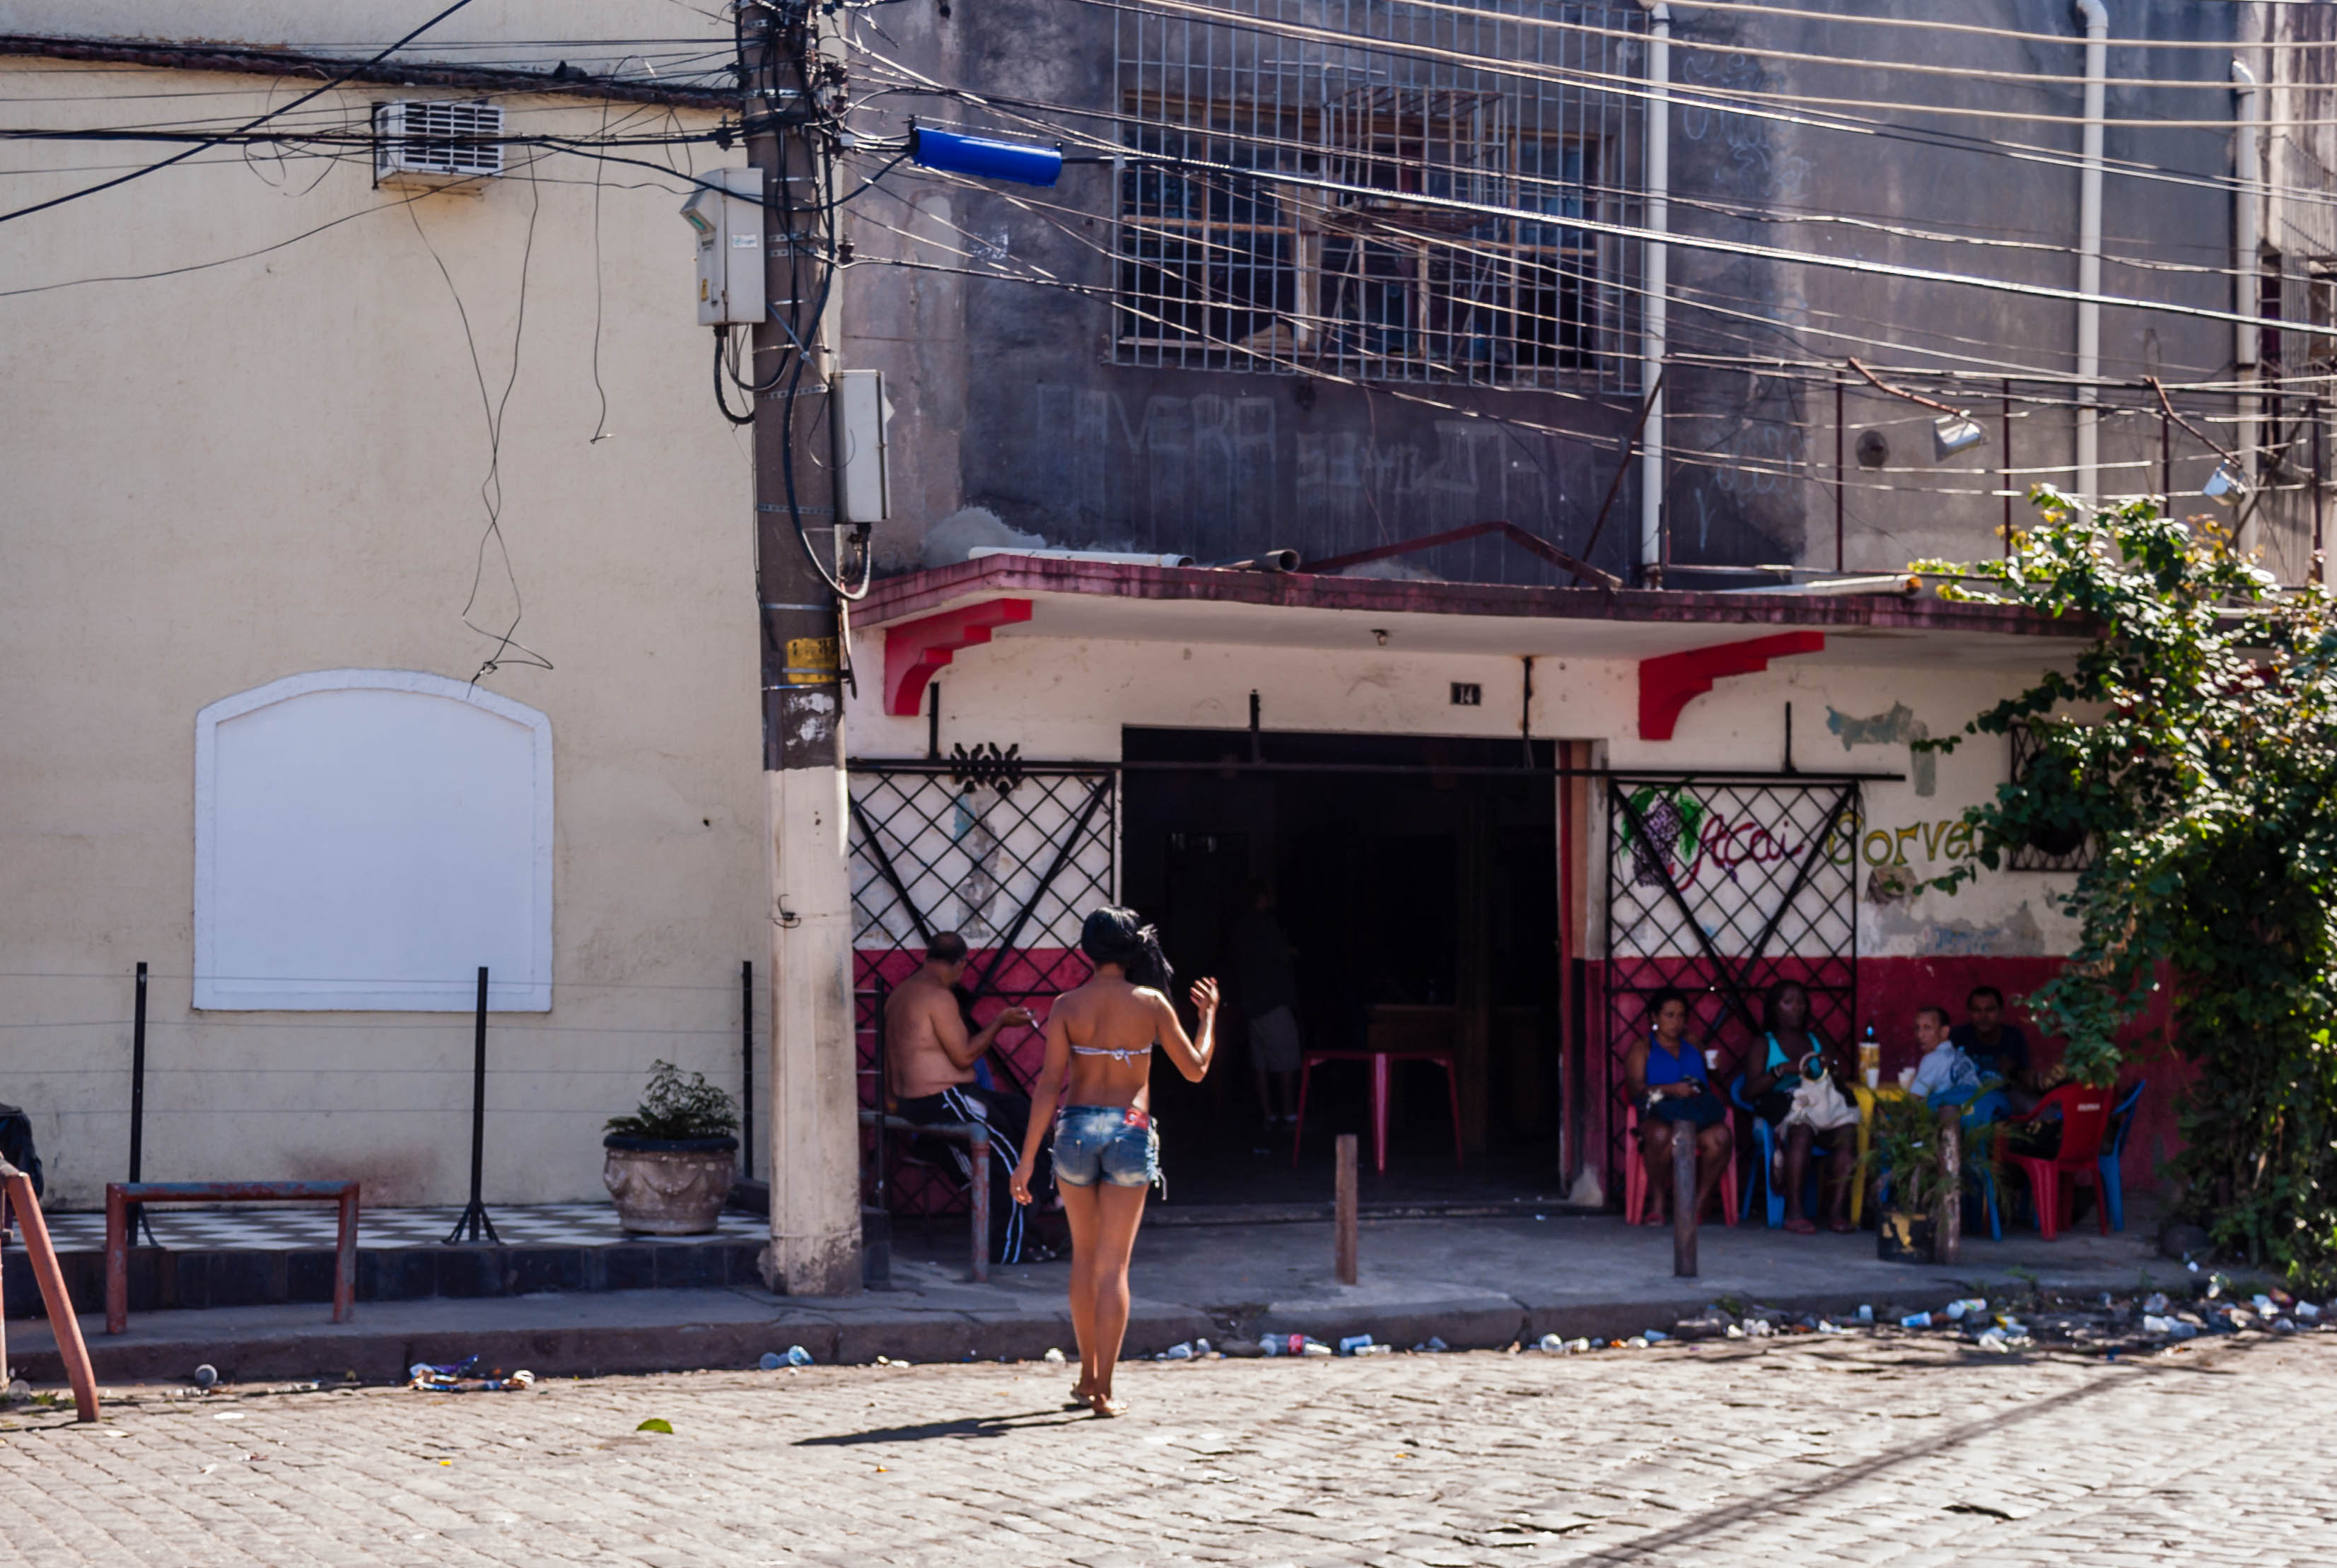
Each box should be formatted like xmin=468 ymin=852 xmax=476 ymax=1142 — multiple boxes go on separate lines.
xmin=1623 ymin=988 xmax=1732 ymax=1227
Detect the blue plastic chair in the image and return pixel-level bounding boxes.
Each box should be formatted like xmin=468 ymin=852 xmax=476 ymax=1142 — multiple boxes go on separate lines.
xmin=1730 ymin=1073 xmax=1824 ymax=1227
xmin=1959 ymin=1089 xmax=2008 ymax=1241
xmin=2098 ymin=1077 xmax=2146 ymax=1231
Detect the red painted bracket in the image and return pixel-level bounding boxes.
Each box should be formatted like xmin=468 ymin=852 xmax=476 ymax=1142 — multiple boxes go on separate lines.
xmin=1638 ymin=631 xmax=1825 ymax=741
xmin=884 ymin=598 xmax=1034 ymax=716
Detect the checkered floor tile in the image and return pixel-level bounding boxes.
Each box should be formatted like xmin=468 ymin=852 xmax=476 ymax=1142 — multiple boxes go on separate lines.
xmin=28 ymin=1204 xmax=764 ymax=1254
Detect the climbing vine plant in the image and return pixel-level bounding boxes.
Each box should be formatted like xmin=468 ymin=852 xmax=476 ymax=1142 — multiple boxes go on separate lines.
xmin=1918 ymin=491 xmax=2337 ymax=1282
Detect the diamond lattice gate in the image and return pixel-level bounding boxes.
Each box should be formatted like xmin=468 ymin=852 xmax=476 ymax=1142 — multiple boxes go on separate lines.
xmin=848 ymin=756 xmax=1118 ymax=1215
xmin=1601 ymin=776 xmax=1862 ymax=1192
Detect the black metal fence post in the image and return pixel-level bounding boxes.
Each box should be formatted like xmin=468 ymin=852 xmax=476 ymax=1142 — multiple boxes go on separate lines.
xmin=741 ymin=959 xmax=755 ymax=1182
xmin=444 ymin=966 xmax=500 ymax=1244
xmin=127 ymin=962 xmax=155 ymax=1245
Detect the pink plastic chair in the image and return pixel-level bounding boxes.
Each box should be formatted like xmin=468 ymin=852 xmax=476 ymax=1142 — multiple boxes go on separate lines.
xmin=2005 ymin=1084 xmax=2113 ymax=1240
xmin=1622 ymin=1101 xmax=1739 ymax=1227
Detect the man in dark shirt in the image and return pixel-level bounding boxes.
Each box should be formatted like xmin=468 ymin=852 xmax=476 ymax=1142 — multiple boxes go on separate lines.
xmin=1950 ymin=985 xmax=2039 ymax=1113
xmin=1229 ymin=882 xmax=1302 ymax=1130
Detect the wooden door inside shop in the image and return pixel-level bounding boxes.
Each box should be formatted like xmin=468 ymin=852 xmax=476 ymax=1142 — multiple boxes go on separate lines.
xmin=1119 ymin=726 xmax=1563 ymax=1209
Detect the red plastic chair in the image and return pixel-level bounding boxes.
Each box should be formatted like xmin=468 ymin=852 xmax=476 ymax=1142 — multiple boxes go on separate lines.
xmin=1622 ymin=1101 xmax=1739 ymax=1227
xmin=2005 ymin=1084 xmax=2114 ymax=1240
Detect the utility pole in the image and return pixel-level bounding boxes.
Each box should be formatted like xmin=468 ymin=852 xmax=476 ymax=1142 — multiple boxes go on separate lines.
xmin=746 ymin=0 xmax=861 ymax=1294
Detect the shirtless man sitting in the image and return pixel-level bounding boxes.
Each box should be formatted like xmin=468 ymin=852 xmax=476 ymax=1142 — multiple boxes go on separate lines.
xmin=884 ymin=931 xmax=1047 ymax=1264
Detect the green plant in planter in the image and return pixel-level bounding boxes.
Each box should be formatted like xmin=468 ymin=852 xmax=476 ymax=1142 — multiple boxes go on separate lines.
xmin=605 ymin=1060 xmax=738 ymax=1142
xmin=1858 ymin=1094 xmax=1948 ymax=1218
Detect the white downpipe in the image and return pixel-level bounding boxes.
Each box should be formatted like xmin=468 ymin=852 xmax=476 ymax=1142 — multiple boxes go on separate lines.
xmin=2075 ymin=0 xmax=2108 ymax=501
xmin=1638 ymin=2 xmax=1669 ymax=578
xmin=2233 ymin=59 xmax=2261 ymax=489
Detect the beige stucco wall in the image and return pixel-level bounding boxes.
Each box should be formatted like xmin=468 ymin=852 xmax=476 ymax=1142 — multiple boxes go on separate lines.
xmin=0 ymin=59 xmax=765 ymax=1207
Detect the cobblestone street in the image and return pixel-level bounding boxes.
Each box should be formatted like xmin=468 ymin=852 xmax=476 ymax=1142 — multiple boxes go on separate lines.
xmin=4 ymin=1331 xmax=2328 ymax=1566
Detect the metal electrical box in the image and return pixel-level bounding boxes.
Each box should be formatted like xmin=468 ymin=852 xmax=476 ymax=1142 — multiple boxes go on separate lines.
xmin=833 ymin=369 xmax=892 ymax=524
xmin=680 ymin=168 xmax=764 ymax=327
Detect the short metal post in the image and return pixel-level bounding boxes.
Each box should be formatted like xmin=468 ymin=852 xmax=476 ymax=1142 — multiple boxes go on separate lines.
xmin=1334 ymin=1133 xmax=1359 ymax=1285
xmin=334 ymin=1185 xmax=360 ymax=1323
xmin=443 ymin=967 xmax=499 ymax=1245
xmin=740 ymin=959 xmax=755 ymax=1182
xmin=1938 ymin=1109 xmax=1963 ymax=1266
xmin=967 ymin=1129 xmax=990 ymax=1285
xmin=1672 ymin=1122 xmax=1698 ymax=1277
xmin=2313 ymin=397 xmax=2325 ymax=575
xmin=5 ymin=1162 xmax=98 ymax=1421
xmin=104 ymin=1183 xmax=128 ymax=1335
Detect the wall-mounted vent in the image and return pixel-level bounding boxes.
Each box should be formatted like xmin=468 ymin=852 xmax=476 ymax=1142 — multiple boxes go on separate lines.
xmin=374 ymin=100 xmax=503 ymax=187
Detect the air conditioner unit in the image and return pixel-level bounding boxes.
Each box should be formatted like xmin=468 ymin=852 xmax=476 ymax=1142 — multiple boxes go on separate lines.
xmin=374 ymin=100 xmax=503 ymax=189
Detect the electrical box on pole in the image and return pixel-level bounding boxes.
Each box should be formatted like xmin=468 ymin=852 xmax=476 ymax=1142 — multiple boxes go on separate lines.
xmin=832 ymin=369 xmax=891 ymax=525
xmin=681 ymin=168 xmax=766 ymax=327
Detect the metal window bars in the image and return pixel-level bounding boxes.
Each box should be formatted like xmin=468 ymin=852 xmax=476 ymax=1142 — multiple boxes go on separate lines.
xmin=1602 ymin=778 xmax=1863 ymax=1193
xmin=1113 ymin=0 xmax=1643 ymax=391
xmin=849 ymin=761 xmax=1119 ymax=1215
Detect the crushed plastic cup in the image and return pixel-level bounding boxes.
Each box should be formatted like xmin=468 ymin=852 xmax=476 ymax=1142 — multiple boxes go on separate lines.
xmin=1299 ymin=1340 xmax=1333 ymax=1358
xmin=1337 ymin=1334 xmax=1374 ymax=1357
xmin=1642 ymin=1329 xmax=1669 ymax=1343
xmin=1724 ymin=1323 xmax=1745 ymax=1339
xmin=2253 ymin=1294 xmax=2278 ymax=1317
xmin=1161 ymin=1342 xmax=1196 ymax=1361
xmin=785 ymin=1345 xmax=812 ymax=1367
xmin=1567 ymin=1338 xmax=1592 ymax=1354
xmin=1976 ymin=1328 xmax=2010 ymax=1352
xmin=1354 ymin=1343 xmax=1393 ymax=1357
xmin=1042 ymin=1347 xmax=1067 ymax=1364
xmin=1625 ymin=1336 xmax=1649 ymax=1350
xmin=1194 ymin=1338 xmax=1211 ymax=1356
xmin=1537 ymin=1332 xmax=1565 ymax=1352
xmin=1944 ymin=1298 xmax=1987 ymax=1321
xmin=1421 ymin=1335 xmax=1450 ymax=1353
xmin=2300 ymin=1301 xmax=2324 ymax=1321
xmin=759 ymin=1352 xmax=784 ymax=1371
xmin=1855 ymin=1304 xmax=1875 ymax=1324
xmin=2167 ymin=1321 xmax=2201 ymax=1341
xmin=1747 ymin=1318 xmax=1776 ymax=1338
xmin=1900 ymin=1311 xmax=1933 ymax=1329
xmin=2143 ymin=1292 xmax=2171 ymax=1316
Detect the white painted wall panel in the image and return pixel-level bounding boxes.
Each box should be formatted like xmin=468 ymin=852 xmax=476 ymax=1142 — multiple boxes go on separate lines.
xmin=194 ymin=670 xmax=552 ymax=1010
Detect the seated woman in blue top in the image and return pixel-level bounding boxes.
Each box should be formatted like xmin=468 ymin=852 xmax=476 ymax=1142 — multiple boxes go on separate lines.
xmin=1624 ymin=988 xmax=1731 ymax=1227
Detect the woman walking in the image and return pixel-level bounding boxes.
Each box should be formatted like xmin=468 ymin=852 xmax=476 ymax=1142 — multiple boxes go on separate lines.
xmin=1010 ymin=907 xmax=1217 ymax=1417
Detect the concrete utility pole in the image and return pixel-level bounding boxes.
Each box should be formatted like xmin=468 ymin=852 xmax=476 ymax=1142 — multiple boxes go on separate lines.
xmin=747 ymin=0 xmax=860 ymax=1295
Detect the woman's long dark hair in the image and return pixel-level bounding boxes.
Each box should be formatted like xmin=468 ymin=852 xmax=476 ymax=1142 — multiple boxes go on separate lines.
xmin=1080 ymin=906 xmax=1173 ymax=993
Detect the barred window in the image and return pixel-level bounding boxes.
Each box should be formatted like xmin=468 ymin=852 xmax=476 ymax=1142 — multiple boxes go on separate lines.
xmin=1114 ymin=0 xmax=1643 ymax=392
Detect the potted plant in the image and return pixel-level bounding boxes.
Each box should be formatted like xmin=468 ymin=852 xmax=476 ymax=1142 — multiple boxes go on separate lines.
xmin=603 ymin=1060 xmax=740 ymax=1235
xmin=1860 ymin=1094 xmax=1947 ymax=1264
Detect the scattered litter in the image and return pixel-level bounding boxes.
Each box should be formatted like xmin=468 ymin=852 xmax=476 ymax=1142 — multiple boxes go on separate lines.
xmin=1746 ymin=1318 xmax=1776 ymax=1338
xmin=1414 ymin=1336 xmax=1450 ymax=1354
xmin=1042 ymin=1347 xmax=1066 ymax=1364
xmin=1855 ymin=1304 xmax=1875 ymax=1324
xmin=1975 ymin=1329 xmax=2010 ymax=1352
xmin=2254 ymin=1294 xmax=2278 ymax=1317
xmin=1724 ymin=1323 xmax=1744 ymax=1339
xmin=636 ymin=1418 xmax=673 ymax=1434
xmin=1194 ymin=1338 xmax=1211 ymax=1356
xmin=1624 ymin=1337 xmax=1649 ymax=1350
xmin=759 ymin=1353 xmax=783 ymax=1371
xmin=2300 ymin=1302 xmax=2323 ymax=1321
xmin=409 ymin=1357 xmax=478 ymax=1381
xmin=212 ymin=1412 xmax=245 ymax=1422
xmin=1160 ymin=1342 xmax=1196 ymax=1361
xmin=1337 ymin=1334 xmax=1375 ymax=1357
xmin=1352 ymin=1343 xmax=1394 ymax=1357
xmin=1537 ymin=1333 xmax=1565 ymax=1352
xmin=1299 ymin=1339 xmax=1333 ymax=1358
xmin=2143 ymin=1292 xmax=2170 ymax=1316
xmin=1566 ymin=1338 xmax=1592 ymax=1354
xmin=1817 ymin=1320 xmax=1841 ymax=1335
xmin=1943 ymin=1299 xmax=1988 ymax=1321
xmin=192 ymin=1364 xmax=218 ymax=1391
xmin=1641 ymin=1329 xmax=1669 ymax=1343
xmin=1946 ymin=1502 xmax=2016 ymax=1521
xmin=1900 ymin=1311 xmax=1933 ymax=1329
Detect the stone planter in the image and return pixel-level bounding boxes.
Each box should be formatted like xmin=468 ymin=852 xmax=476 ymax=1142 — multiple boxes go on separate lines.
xmin=602 ymin=1134 xmax=739 ymax=1235
xmin=1876 ymin=1210 xmax=1937 ymax=1265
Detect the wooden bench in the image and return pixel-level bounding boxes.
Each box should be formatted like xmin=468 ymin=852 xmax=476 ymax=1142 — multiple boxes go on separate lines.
xmin=105 ymin=1181 xmax=359 ymax=1334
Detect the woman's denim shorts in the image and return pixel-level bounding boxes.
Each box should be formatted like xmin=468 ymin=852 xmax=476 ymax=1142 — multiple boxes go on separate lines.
xmin=1051 ymin=1105 xmax=1161 ymax=1190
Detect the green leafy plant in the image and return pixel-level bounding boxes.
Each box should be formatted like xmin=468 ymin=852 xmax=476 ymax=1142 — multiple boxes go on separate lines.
xmin=605 ymin=1060 xmax=738 ymax=1142
xmin=1858 ymin=1094 xmax=1948 ymax=1217
xmin=1915 ymin=490 xmax=2337 ymax=1285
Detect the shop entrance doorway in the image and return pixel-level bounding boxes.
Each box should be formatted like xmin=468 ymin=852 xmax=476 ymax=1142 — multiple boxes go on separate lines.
xmin=1121 ymin=727 xmax=1563 ymax=1208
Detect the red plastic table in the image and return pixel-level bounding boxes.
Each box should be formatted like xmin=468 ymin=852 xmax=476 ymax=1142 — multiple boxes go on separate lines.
xmin=1289 ymin=1049 xmax=1463 ymax=1173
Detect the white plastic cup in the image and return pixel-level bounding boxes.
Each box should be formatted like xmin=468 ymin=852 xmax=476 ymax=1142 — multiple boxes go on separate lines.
xmin=1863 ymin=1067 xmax=1880 ymax=1090
xmin=1704 ymin=1048 xmax=1722 ymax=1072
